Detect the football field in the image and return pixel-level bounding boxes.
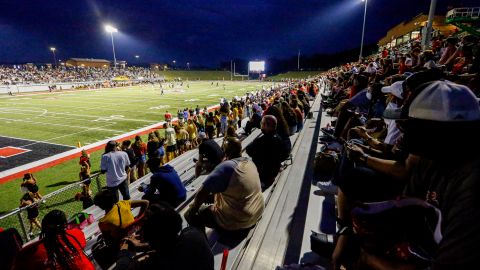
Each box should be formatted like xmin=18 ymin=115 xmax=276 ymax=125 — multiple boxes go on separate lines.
xmin=0 ymin=81 xmax=272 ymax=212
xmin=0 ymin=81 xmax=272 ymax=147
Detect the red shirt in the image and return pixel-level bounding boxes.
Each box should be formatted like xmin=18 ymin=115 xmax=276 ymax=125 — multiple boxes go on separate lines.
xmin=164 ymin=112 xmax=172 ymax=120
xmin=12 ymin=229 xmax=94 ymax=270
xmin=133 ymin=142 xmax=147 ymax=156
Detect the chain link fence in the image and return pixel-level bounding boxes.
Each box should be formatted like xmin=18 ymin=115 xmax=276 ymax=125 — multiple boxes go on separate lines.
xmin=0 ymin=173 xmax=105 ymax=243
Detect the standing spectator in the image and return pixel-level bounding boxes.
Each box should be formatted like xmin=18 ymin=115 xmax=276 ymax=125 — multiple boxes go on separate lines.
xmin=140 ymin=157 xmax=186 ymax=207
xmin=246 ymin=115 xmax=291 ymax=190
xmin=20 ymin=192 xmax=41 ymax=237
xmin=146 ymin=132 xmax=160 ymax=160
xmin=21 ymin=173 xmax=42 ymax=201
xmin=11 ymin=210 xmax=95 ymax=270
xmin=79 ymin=155 xmax=91 ymax=189
xmin=164 ymin=110 xmax=172 ymax=123
xmin=132 ymin=136 xmax=147 ymax=178
xmin=116 ymin=202 xmax=214 ymax=270
xmin=205 ymin=112 xmax=216 ymax=139
xmin=121 ymin=140 xmax=137 ymax=182
xmin=100 ymin=141 xmax=131 ymax=202
xmin=186 ymin=118 xmax=198 ymax=148
xmin=185 ymin=138 xmax=265 ymax=233
xmin=164 ymin=123 xmax=177 ymax=162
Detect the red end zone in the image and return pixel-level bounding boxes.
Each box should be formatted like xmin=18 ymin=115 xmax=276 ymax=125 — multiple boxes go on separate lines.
xmin=0 ymin=105 xmax=221 ymax=184
xmin=0 ymin=147 xmax=30 ymax=158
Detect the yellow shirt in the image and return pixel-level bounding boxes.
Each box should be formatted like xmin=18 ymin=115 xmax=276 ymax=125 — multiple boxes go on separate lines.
xmin=99 ymin=200 xmax=134 ymax=229
xmin=186 ymin=124 xmax=197 ymax=140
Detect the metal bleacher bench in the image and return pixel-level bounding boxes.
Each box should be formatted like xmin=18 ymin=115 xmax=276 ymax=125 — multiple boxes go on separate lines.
xmin=80 ymin=122 xmax=262 ymax=258
xmin=81 ymin=91 xmax=323 ymax=270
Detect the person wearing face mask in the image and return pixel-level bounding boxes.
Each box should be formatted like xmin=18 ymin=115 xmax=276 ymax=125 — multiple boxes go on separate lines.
xmin=380 ymin=81 xmax=404 ymax=145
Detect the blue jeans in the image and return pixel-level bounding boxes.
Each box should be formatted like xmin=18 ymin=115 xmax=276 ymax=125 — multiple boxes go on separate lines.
xmin=107 ymin=180 xmax=130 ymax=202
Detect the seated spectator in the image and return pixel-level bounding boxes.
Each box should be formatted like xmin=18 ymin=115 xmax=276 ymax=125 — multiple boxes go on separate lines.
xmin=101 ymin=141 xmax=131 ymax=202
xmin=94 ymin=190 xmax=149 ymax=245
xmin=244 ymin=106 xmax=262 ymax=135
xmin=333 ymin=74 xmax=369 ymax=138
xmin=115 ymin=202 xmax=214 ymax=270
xmin=246 ymin=115 xmax=291 ymax=190
xmin=185 ymin=137 xmax=265 ymax=233
xmin=12 ymin=210 xmax=95 ymax=270
xmin=342 ymin=80 xmax=480 ymax=270
xmin=139 ymin=157 xmax=186 ymax=208
xmin=195 ymin=134 xmax=225 ymax=177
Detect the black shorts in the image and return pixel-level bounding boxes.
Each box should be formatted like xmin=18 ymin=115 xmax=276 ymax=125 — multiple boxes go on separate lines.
xmin=166 ymin=145 xmax=177 ymax=152
xmin=177 ymin=139 xmax=186 ymax=147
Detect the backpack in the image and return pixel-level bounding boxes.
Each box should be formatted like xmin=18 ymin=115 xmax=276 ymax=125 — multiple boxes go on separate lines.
xmin=352 ymin=198 xmax=442 ymax=266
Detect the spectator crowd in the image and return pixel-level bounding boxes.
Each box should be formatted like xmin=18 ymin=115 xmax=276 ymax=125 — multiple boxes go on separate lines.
xmin=314 ymin=33 xmax=480 ymax=269
xmin=0 ymin=66 xmax=161 ymax=85
xmin=4 ymin=78 xmax=320 ymax=270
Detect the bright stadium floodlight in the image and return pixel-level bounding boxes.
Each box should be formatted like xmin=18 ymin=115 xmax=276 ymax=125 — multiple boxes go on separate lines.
xmin=49 ymin=47 xmax=57 ymax=67
xmin=135 ymin=55 xmax=140 ymax=59
xmin=104 ymin=24 xmax=118 ymax=33
xmin=104 ymin=24 xmax=118 ymax=68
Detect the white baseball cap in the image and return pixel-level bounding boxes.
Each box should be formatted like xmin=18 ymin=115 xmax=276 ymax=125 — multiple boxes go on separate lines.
xmin=408 ymin=80 xmax=480 ymax=121
xmin=381 ymin=81 xmax=404 ymax=99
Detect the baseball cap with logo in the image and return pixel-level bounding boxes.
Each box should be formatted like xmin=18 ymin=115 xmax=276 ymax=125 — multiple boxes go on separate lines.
xmin=408 ymin=80 xmax=480 ymax=122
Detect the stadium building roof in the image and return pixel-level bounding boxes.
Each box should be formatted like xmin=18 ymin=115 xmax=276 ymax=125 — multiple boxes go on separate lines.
xmin=378 ymin=13 xmax=458 ymax=47
xmin=68 ymin=58 xmax=111 ymax=63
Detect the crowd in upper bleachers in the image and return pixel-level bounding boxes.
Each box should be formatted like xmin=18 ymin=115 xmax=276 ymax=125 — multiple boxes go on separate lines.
xmin=313 ymin=34 xmax=480 ymax=269
xmin=2 ymin=78 xmax=320 ymax=269
xmin=0 ymin=66 xmax=161 ymax=85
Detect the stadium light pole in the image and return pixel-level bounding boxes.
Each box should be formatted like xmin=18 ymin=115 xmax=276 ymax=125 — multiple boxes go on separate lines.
xmin=359 ymin=0 xmax=368 ymax=62
xmin=423 ymin=0 xmax=437 ymax=50
xmin=172 ymin=60 xmax=176 ymax=70
xmin=297 ymin=50 xmax=301 ymax=71
xmin=104 ymin=25 xmax=118 ymax=68
xmin=187 ymin=62 xmax=190 ymax=70
xmin=50 ymin=47 xmax=57 ymax=67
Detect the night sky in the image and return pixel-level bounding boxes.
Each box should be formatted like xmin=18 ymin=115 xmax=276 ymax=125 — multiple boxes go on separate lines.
xmin=0 ymin=0 xmax=477 ymax=67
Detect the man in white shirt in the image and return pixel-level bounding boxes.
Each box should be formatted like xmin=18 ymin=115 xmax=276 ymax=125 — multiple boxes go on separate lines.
xmin=101 ymin=140 xmax=131 ymax=202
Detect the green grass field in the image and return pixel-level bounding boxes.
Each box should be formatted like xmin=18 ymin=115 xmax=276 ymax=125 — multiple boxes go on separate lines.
xmin=157 ymin=70 xmax=242 ymax=80
xmin=0 ymin=81 xmax=272 ymax=213
xmin=268 ymin=71 xmax=322 ymax=81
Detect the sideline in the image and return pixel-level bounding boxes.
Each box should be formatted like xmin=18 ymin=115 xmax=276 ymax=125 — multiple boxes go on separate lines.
xmin=0 ymin=104 xmax=221 ymax=183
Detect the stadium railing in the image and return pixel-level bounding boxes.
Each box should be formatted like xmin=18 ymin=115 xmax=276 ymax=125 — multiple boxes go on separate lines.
xmin=0 ymin=173 xmax=105 ymax=242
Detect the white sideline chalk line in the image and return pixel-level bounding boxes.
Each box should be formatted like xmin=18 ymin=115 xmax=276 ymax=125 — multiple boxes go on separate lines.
xmin=0 ymin=103 xmax=221 ymax=180
xmin=0 ymin=134 xmax=75 ymax=149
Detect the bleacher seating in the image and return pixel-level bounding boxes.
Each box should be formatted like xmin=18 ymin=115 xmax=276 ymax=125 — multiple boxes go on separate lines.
xmin=73 ymin=80 xmax=324 ymax=269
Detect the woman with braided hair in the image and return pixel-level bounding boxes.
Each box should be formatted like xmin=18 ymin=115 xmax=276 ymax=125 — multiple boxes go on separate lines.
xmin=12 ymin=210 xmax=94 ymax=270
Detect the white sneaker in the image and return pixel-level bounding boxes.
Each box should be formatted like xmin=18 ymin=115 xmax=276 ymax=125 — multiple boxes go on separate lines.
xmin=316 ymin=182 xmax=338 ymax=195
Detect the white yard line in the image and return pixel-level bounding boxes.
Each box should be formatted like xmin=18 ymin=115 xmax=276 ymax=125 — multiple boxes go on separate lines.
xmin=0 ymin=116 xmax=124 ymax=132
xmin=0 ymin=135 xmax=74 ymax=148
